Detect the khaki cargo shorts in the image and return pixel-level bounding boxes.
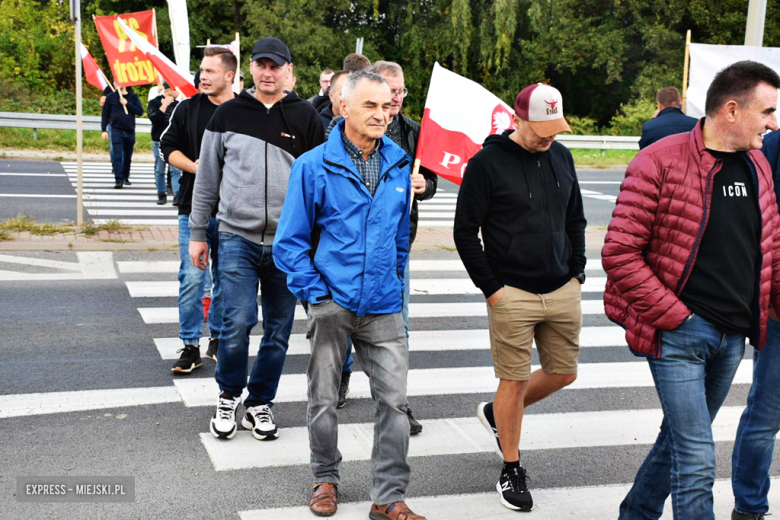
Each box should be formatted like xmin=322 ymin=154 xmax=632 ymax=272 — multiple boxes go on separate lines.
xmin=487 ymin=279 xmax=582 ymax=381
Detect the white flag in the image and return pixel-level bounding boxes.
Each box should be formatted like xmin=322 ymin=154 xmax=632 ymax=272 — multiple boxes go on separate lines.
xmin=167 ymin=0 xmax=191 ymax=73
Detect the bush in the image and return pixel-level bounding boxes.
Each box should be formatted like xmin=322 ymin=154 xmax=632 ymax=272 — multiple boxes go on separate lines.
xmin=605 ymin=98 xmax=656 ymax=136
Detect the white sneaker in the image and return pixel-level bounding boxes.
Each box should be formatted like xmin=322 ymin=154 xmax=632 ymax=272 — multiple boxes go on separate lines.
xmin=242 ymin=404 xmax=279 ymax=440
xmin=209 ymin=392 xmax=241 ymax=439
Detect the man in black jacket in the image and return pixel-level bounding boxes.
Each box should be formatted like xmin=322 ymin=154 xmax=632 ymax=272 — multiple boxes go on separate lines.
xmin=160 ymin=46 xmax=236 ymax=375
xmin=101 ymin=84 xmax=143 ymax=189
xmin=148 ymin=83 xmax=179 ymax=205
xmin=454 ymin=83 xmax=586 ymax=512
xmin=639 ymin=86 xmax=698 ymax=149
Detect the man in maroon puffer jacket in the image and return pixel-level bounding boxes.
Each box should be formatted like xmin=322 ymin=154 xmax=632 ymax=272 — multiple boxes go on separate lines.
xmin=603 ymin=61 xmax=780 ymax=520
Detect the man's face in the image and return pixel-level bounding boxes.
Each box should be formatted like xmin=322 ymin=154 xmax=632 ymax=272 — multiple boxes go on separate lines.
xmin=329 ymin=75 xmax=347 ymax=116
xmin=730 ymin=82 xmax=778 ymax=151
xmin=319 ymin=71 xmax=334 ymax=92
xmin=341 ymin=79 xmax=392 ymax=142
xmin=514 ymin=115 xmax=557 ymax=153
xmin=199 ymin=56 xmax=232 ymax=96
xmin=382 ymin=73 xmax=405 ymax=118
xmin=250 ymin=58 xmax=289 ymax=97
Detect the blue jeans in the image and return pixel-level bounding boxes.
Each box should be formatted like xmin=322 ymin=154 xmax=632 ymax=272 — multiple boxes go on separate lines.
xmin=152 ymin=141 xmax=182 ymax=195
xmin=618 ymin=314 xmax=745 ymax=520
xmin=107 ymin=124 xmax=113 ymax=158
xmin=110 ymin=129 xmax=135 ymax=183
xmin=216 ymin=233 xmax=297 ymax=407
xmin=178 ymin=215 xmax=222 ymax=345
xmin=732 ymin=318 xmax=780 ymax=515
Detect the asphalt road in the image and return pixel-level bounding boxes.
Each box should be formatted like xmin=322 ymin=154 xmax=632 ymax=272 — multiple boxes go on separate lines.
xmin=1 ymin=245 xmax=777 ymax=520
xmin=0 ymin=159 xmax=625 ymax=228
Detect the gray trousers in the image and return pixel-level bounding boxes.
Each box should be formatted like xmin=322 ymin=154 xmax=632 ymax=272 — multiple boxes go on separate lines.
xmin=306 ymin=301 xmax=410 ymax=504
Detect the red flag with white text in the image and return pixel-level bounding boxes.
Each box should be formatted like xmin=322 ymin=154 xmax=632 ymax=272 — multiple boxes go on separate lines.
xmin=415 ymin=63 xmax=514 ymax=185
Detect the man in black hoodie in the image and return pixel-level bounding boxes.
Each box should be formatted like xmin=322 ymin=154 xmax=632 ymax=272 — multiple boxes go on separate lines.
xmin=160 ymin=46 xmax=236 ymax=376
xmin=101 ymin=84 xmax=143 ymax=189
xmin=189 ymin=37 xmax=324 ymax=442
xmin=454 ymin=83 xmax=586 ymax=512
xmin=148 ymin=83 xmax=179 ymax=205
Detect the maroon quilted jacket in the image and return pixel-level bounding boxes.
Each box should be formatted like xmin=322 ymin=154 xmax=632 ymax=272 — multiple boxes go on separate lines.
xmin=602 ymin=121 xmax=780 ymax=358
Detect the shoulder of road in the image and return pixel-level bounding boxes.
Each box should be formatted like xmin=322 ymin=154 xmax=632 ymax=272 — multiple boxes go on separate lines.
xmin=0 ymin=224 xmax=608 ymax=253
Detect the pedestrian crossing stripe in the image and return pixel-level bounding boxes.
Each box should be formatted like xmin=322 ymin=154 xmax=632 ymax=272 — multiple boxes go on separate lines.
xmin=125 ymin=278 xmax=608 ymax=297
xmin=153 ymin=326 xmax=627 ymax=359
xmin=117 ymin=258 xmax=606 ymax=273
xmin=238 ymin=478 xmax=780 ymax=519
xmin=172 ymin=361 xmax=754 ymax=408
xmin=201 ymin=406 xmax=746 ymax=471
xmin=137 ymin=300 xmax=607 ymax=324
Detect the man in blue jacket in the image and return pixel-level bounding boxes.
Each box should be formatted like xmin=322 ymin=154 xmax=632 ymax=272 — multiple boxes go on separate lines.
xmin=731 ymin=129 xmax=780 ymax=520
xmin=274 ymin=71 xmax=425 ymax=520
xmin=100 ymin=84 xmax=143 ymax=189
xmin=639 ymin=86 xmax=698 ymax=149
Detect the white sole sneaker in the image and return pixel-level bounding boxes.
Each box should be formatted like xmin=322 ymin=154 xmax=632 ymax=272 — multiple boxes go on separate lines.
xmin=477 ymin=402 xmax=503 ymax=459
xmin=241 ymin=416 xmax=279 ymax=440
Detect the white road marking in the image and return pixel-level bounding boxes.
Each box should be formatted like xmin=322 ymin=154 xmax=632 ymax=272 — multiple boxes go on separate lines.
xmin=0 ymin=194 xmax=76 ymax=199
xmin=204 ymin=405 xmax=748 ymax=471
xmin=239 ymin=478 xmax=779 ymax=520
xmin=0 ymin=173 xmax=65 ymax=177
xmin=0 ymin=252 xmax=116 ymax=281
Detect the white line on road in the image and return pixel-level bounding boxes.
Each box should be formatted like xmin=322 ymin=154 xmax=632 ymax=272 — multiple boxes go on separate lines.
xmin=0 ymin=194 xmax=76 ymax=199
xmin=202 ymin=405 xmax=747 ymax=471
xmin=175 ymin=360 xmax=752 ymax=408
xmin=240 ymin=478 xmax=778 ymax=520
xmin=87 ymin=209 xmax=178 ymax=216
xmin=92 ymin=219 xmax=178 ymax=225
xmin=0 ymin=173 xmax=65 ymax=177
xmin=0 ymin=386 xmax=181 ymax=419
xmin=0 ymin=252 xmax=116 ymax=281
xmin=153 ymin=326 xmax=626 ymax=359
xmin=126 ymin=278 xmax=608 ymax=297
xmin=138 ymin=300 xmax=605 ymax=324
xmin=0 ymin=254 xmax=82 ymax=271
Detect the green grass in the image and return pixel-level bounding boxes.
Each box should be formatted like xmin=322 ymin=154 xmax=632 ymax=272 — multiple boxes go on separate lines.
xmin=0 ymin=128 xmax=153 ymax=153
xmin=0 ymin=228 xmax=13 ymax=241
xmin=81 ymin=219 xmax=136 ymax=237
xmin=569 ymin=148 xmax=637 ymax=167
xmin=0 ymin=214 xmax=73 ymax=235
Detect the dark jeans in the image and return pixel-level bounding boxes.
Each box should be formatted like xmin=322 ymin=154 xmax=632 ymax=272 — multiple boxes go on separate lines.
xmin=732 ymin=318 xmax=780 ymax=515
xmin=215 ymin=232 xmax=297 ymax=407
xmin=618 ymin=314 xmax=745 ymax=520
xmin=110 ymin=129 xmax=135 ymax=183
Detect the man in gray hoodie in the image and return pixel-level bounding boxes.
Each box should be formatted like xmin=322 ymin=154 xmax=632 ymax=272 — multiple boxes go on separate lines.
xmin=189 ymin=37 xmax=324 ymax=441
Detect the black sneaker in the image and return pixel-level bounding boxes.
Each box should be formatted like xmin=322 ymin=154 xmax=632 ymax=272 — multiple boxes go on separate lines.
xmin=123 ymin=179 xmax=131 ymax=185
xmin=171 ymin=344 xmax=203 ymax=374
xmin=242 ymin=404 xmax=279 ymax=440
xmin=157 ymin=192 xmax=167 ymax=205
xmin=732 ymin=510 xmax=766 ymax=520
xmin=497 ymin=464 xmax=533 ymax=511
xmin=477 ymin=401 xmax=503 ymax=458
xmin=205 ymin=338 xmax=219 ymax=361
xmin=408 ymin=406 xmax=422 ymax=435
xmin=337 ymin=372 xmax=350 ymax=409
xmin=114 ymin=182 xmax=123 ymax=189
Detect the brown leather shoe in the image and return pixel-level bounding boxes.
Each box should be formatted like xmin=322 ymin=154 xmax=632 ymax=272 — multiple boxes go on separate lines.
xmin=309 ymin=483 xmax=338 ymax=517
xmin=369 ymin=502 xmax=427 ymax=520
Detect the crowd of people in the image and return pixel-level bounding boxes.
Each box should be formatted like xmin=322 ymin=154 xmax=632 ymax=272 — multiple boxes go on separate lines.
xmin=99 ymin=36 xmax=780 ymax=520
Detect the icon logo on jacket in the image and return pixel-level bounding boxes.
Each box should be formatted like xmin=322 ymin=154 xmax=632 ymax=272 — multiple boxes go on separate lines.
xmin=280 ymin=132 xmax=296 ymax=140
xmin=723 ymin=182 xmax=748 ymax=197
xmin=396 ymin=187 xmax=405 ymax=192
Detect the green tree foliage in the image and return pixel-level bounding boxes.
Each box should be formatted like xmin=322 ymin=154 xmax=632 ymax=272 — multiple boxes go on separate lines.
xmin=2 ymin=0 xmax=779 ymax=132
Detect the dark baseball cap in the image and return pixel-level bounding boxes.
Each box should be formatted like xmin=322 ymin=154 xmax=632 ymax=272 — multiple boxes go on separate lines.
xmin=251 ymin=37 xmax=291 ymax=65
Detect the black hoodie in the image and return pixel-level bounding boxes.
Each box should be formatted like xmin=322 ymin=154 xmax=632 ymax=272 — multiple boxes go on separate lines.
xmin=454 ymin=131 xmax=587 ymax=297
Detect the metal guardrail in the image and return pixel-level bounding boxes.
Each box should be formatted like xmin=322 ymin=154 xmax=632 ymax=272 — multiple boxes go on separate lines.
xmin=0 ymin=112 xmax=638 ymax=151
xmin=0 ymin=112 xmax=152 ymax=137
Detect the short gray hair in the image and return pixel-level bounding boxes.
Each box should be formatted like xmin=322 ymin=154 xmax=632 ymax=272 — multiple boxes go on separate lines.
xmin=341 ymin=71 xmax=389 ymax=104
xmin=370 ymin=61 xmax=403 ymax=77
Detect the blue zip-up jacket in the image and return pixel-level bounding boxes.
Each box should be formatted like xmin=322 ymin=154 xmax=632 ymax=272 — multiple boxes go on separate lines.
xmin=762 ymin=130 xmax=780 ymax=199
xmin=100 ymin=89 xmax=143 ymax=133
xmin=273 ymin=120 xmax=412 ymax=316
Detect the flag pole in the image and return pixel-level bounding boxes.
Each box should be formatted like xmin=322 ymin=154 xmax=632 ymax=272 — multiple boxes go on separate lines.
xmin=73 ymin=0 xmax=84 ymax=226
xmin=682 ymin=29 xmax=691 ymax=114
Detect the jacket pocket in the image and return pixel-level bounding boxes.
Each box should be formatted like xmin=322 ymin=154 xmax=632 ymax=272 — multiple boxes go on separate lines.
xmin=226 ymin=186 xmax=265 ymax=231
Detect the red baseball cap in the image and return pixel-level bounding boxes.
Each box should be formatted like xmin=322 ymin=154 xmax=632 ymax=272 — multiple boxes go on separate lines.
xmin=514 ymin=83 xmax=572 ymax=138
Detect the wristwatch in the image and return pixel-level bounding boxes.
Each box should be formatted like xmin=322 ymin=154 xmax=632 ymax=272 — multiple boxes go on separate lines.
xmin=575 ymin=273 xmax=586 ymax=285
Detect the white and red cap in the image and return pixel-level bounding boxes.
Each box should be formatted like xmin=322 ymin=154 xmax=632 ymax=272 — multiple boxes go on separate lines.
xmin=514 ymin=83 xmax=572 ymax=137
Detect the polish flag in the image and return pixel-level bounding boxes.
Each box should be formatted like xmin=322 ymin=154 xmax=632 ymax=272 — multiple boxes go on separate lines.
xmin=116 ymin=17 xmax=197 ymax=97
xmin=416 ymin=62 xmax=514 ymax=185
xmin=80 ymin=43 xmax=110 ymax=92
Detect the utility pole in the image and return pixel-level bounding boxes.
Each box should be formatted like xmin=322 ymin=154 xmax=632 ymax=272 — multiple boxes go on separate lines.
xmin=70 ymin=0 xmax=83 ymax=226
xmin=745 ymin=0 xmax=767 ymax=46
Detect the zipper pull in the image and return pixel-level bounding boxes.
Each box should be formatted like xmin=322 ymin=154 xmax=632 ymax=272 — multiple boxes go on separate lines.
xmin=537 ymin=160 xmax=541 ymax=168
